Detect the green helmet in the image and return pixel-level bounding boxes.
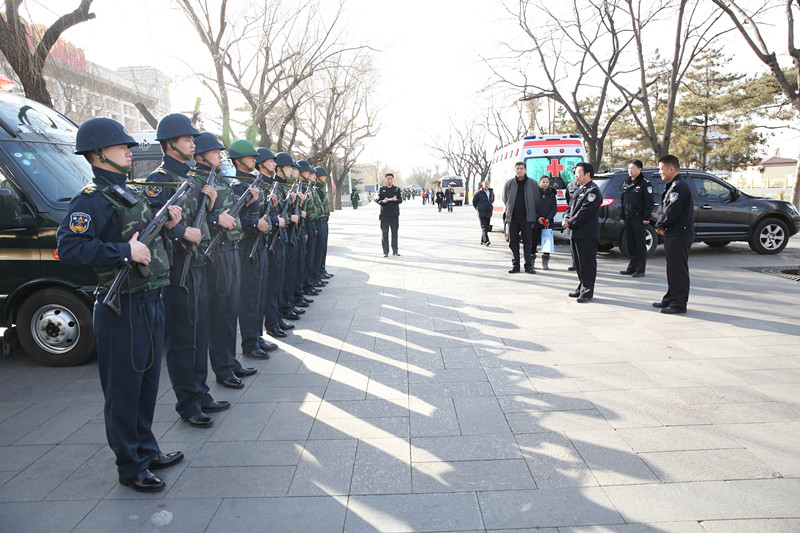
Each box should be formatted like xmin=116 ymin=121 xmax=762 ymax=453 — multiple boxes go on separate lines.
xmin=228 ymin=139 xmax=258 ymax=159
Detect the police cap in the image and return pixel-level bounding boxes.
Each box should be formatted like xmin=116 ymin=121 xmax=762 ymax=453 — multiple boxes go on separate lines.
xmin=274 ymin=152 xmax=298 ymax=168
xmin=194 ymin=132 xmax=226 ymax=154
xmin=255 ymin=147 xmax=277 ymax=164
xmin=314 ymin=166 xmax=329 ymax=178
xmin=296 ymin=159 xmax=314 ymax=173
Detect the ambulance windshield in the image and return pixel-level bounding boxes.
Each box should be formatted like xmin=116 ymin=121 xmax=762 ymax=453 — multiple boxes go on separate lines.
xmin=526 ymin=156 xmax=582 ymax=188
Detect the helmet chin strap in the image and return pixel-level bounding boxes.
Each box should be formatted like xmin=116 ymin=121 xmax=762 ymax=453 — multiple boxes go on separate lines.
xmin=199 ymin=154 xmax=215 ymax=169
xmin=168 ymin=141 xmax=192 ymax=161
xmin=95 ymin=149 xmax=131 ymax=174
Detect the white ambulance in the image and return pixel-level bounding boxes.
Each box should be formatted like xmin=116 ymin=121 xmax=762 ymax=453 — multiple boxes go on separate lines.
xmin=489 ymin=134 xmax=588 ymax=237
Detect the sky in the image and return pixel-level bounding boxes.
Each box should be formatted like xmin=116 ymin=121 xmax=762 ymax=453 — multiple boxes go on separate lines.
xmin=18 ymin=0 xmax=800 ymax=176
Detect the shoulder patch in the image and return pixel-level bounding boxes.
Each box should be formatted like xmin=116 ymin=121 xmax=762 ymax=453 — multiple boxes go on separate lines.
xmin=668 ymin=192 xmax=679 ymax=203
xmin=156 ymin=168 xmax=168 ymax=175
xmin=69 ymin=212 xmax=91 ymax=233
xmin=81 ymin=185 xmax=96 ymax=195
xmin=587 ymin=193 xmax=597 ymax=202
xmin=143 ymin=185 xmax=162 ymax=197
xmin=647 ymin=186 xmax=653 ymax=194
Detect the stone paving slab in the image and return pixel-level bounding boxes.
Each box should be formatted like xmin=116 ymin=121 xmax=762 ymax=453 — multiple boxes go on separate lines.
xmin=1 ymin=201 xmax=799 ymax=531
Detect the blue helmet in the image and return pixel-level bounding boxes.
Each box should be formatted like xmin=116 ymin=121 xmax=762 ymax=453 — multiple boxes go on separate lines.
xmin=194 ymin=132 xmax=225 ymax=154
xmin=227 ymin=139 xmax=259 ymax=159
xmin=274 ymin=152 xmax=298 ymax=168
xmin=315 ymin=166 xmax=329 ymax=177
xmin=296 ymin=159 xmax=314 ymax=173
xmin=255 ymin=147 xmax=277 ymax=164
xmin=155 ymin=113 xmax=200 ymax=141
xmin=75 ymin=117 xmax=137 ymax=155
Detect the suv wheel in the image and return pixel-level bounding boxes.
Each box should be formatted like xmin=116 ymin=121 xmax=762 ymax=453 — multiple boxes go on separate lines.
xmin=619 ymin=224 xmax=658 ymax=258
xmin=16 ymin=288 xmax=96 ymax=366
xmin=749 ymin=217 xmax=789 ymax=254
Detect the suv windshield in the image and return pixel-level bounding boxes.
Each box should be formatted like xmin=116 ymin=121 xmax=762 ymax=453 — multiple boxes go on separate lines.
xmin=2 ymin=140 xmax=91 ymax=204
xmin=593 ymin=176 xmax=613 ymax=193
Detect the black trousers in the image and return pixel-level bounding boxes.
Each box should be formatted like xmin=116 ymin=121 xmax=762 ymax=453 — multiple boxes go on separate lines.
xmin=571 ymin=238 xmax=597 ymax=298
xmin=479 ymin=216 xmax=491 ymax=244
xmin=238 ymin=237 xmax=268 ymax=353
xmin=94 ymin=288 xmax=163 ymax=478
xmin=281 ymin=228 xmax=300 ymax=313
xmin=264 ymin=233 xmax=286 ymax=331
xmin=381 ymin=215 xmax=399 ymax=254
xmin=508 ymin=218 xmax=533 ymax=267
xmin=164 ymin=264 xmax=211 ymax=418
xmin=661 ymin=230 xmax=692 ymax=309
xmin=207 ymin=242 xmax=241 ymax=380
xmin=624 ymin=219 xmax=648 ymax=274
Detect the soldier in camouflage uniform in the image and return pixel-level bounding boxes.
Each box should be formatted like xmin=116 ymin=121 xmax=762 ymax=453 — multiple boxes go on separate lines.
xmin=145 ymin=114 xmax=229 ymax=429
xmin=57 ymin=117 xmax=184 ymax=492
xmin=297 ymin=160 xmax=324 ymax=296
xmin=313 ymin=166 xmax=333 ymax=282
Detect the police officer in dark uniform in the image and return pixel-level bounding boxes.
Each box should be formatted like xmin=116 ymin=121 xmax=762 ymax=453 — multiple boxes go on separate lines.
xmin=315 ymin=166 xmax=334 ymax=280
xmin=653 ymin=154 xmax=694 ymax=314
xmin=376 ymin=173 xmax=403 ymax=257
xmin=57 ymin=117 xmax=184 ymax=492
xmin=563 ymin=162 xmax=603 ymax=303
xmin=145 ymin=113 xmax=229 ymax=428
xmin=193 ymin=133 xmax=258 ymax=389
xmin=256 ymin=147 xmax=293 ymax=339
xmin=228 ymin=139 xmax=276 ymax=358
xmin=619 ymin=159 xmax=655 ymax=277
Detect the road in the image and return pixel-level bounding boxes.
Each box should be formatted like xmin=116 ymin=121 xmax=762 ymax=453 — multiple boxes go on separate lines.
xmin=1 ymin=198 xmax=799 ymax=532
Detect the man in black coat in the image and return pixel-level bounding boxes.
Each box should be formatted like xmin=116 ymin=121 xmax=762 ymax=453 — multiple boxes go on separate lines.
xmin=653 ymin=154 xmax=694 ymax=314
xmin=376 ymin=173 xmax=403 ymax=257
xmin=444 ymin=185 xmax=455 ymax=212
xmin=563 ymin=162 xmax=603 ymax=302
xmin=619 ymin=159 xmax=655 ymax=277
xmin=472 ymin=180 xmax=495 ymax=245
xmin=502 ymin=162 xmax=540 ymax=274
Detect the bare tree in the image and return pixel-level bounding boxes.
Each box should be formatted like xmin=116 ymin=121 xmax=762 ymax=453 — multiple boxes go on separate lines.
xmin=408 ymin=166 xmax=432 ymax=188
xmin=711 ymin=0 xmax=800 ymax=206
xmin=0 ymin=0 xmax=95 ymax=106
xmin=429 ymin=119 xmax=487 ymax=198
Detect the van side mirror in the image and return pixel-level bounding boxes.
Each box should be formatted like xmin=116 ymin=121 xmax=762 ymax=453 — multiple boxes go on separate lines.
xmin=0 ymin=188 xmax=34 ymax=230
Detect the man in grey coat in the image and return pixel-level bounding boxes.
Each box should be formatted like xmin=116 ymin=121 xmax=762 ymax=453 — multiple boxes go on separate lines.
xmin=502 ymin=162 xmax=540 ymax=274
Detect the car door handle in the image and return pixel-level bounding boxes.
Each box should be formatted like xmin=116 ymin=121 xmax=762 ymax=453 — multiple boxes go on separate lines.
xmin=701 ymin=205 xmax=713 ymax=210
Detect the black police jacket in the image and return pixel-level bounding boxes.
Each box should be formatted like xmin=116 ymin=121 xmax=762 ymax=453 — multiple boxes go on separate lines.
xmin=656 ymin=174 xmax=694 ymax=235
xmin=621 ymin=175 xmax=655 ymax=222
xmin=472 ymin=188 xmax=494 ymax=218
xmin=566 ymin=180 xmax=603 ymax=240
xmin=376 ymin=185 xmax=403 ymax=217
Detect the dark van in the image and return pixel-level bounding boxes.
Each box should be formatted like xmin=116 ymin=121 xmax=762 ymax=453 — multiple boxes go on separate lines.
xmin=0 ymin=92 xmax=97 ymax=366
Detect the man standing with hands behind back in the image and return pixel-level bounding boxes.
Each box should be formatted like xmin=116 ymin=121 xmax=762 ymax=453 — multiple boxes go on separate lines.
xmin=619 ymin=159 xmax=654 ymax=278
xmin=653 ymin=154 xmax=694 ymax=314
xmin=376 ymin=173 xmax=403 ymax=257
xmin=563 ymin=162 xmax=602 ymax=303
xmin=502 ymin=162 xmax=539 ymax=274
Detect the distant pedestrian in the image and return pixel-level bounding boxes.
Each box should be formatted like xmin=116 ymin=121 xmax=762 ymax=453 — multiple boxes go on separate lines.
xmin=351 ymin=189 xmax=359 ymax=209
xmin=444 ymin=185 xmax=454 ymax=212
xmin=435 ymin=187 xmax=444 ymax=212
xmin=532 ymin=175 xmax=557 ymax=270
xmin=619 ymin=159 xmax=654 ymax=278
xmin=502 ymin=162 xmax=540 ymax=274
xmin=472 ymin=180 xmax=494 ymax=246
xmin=376 ymin=173 xmax=403 ymax=257
xmin=653 ymin=154 xmax=694 ymax=314
xmin=563 ymin=162 xmax=602 ymax=302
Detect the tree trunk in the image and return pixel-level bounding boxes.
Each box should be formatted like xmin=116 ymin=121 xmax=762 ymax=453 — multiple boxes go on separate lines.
xmin=333 ymin=174 xmax=346 ymax=210
xmin=792 ymin=152 xmax=800 ymax=209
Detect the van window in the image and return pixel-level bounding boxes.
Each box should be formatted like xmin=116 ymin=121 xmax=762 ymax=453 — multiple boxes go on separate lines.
xmin=3 ymin=140 xmax=91 ymax=204
xmin=526 ymin=156 xmax=582 ymax=188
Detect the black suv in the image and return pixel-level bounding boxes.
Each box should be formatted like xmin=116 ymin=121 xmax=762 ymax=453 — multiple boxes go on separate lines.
xmin=594 ymin=168 xmax=800 ymax=256
xmin=0 ymin=92 xmax=97 ymax=366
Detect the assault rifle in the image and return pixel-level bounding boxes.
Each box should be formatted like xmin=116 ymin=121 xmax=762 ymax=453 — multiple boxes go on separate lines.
xmin=203 ymin=173 xmax=266 ymax=262
xmin=289 ymin=180 xmax=307 ymax=247
xmin=178 ymin=167 xmax=217 ymax=292
xmin=249 ymin=179 xmax=281 ymax=261
xmin=270 ymin=180 xmax=297 ymax=252
xmin=102 ymin=178 xmax=198 ymax=316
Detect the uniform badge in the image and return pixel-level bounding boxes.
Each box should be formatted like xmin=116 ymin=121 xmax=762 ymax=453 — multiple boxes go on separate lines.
xmin=69 ymin=212 xmax=91 ymax=233
xmin=588 ymin=193 xmax=596 ymax=202
xmin=144 ymin=185 xmax=162 ymax=197
xmin=668 ymin=192 xmax=679 ymax=203
xmin=647 ymin=186 xmax=653 ymax=193
xmin=81 ymin=185 xmax=95 ymax=194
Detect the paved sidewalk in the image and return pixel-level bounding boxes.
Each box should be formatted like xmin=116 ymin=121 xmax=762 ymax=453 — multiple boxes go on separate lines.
xmin=1 ymin=199 xmax=799 ymax=532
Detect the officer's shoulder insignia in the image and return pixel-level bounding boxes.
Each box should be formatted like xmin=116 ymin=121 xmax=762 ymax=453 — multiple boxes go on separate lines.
xmin=156 ymin=167 xmax=168 ymax=175
xmin=588 ymin=193 xmax=597 ymax=202
xmin=144 ymin=185 xmax=162 ymax=197
xmin=81 ymin=185 xmax=96 ymax=195
xmin=69 ymin=212 xmax=91 ymax=233
xmin=647 ymin=186 xmax=653 ymax=193
xmin=668 ymin=192 xmax=679 ymax=202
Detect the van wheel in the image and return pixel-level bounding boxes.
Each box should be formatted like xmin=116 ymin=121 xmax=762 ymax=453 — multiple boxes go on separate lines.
xmin=749 ymin=217 xmax=788 ymax=254
xmin=619 ymin=224 xmax=658 ymax=258
xmin=16 ymin=288 xmax=96 ymax=366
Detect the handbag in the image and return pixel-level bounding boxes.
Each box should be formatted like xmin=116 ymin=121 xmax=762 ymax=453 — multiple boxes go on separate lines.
xmin=540 ymin=227 xmax=554 ymax=253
